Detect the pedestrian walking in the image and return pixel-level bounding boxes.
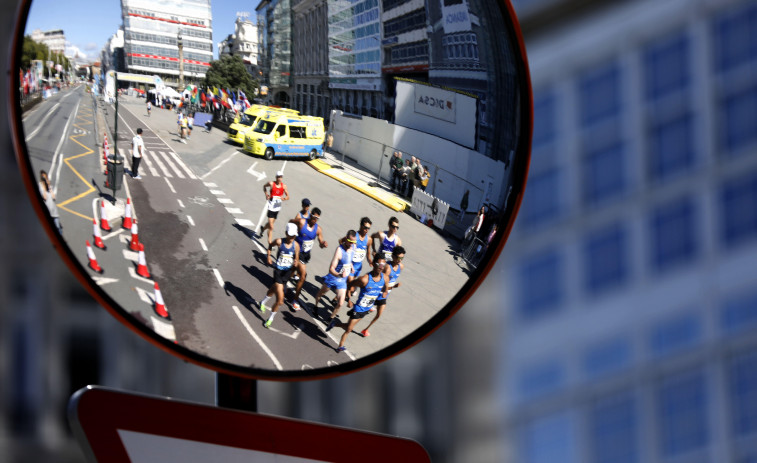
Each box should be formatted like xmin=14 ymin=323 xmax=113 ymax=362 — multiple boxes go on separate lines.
xmin=259 ymin=222 xmax=301 ymax=328
xmin=358 ymin=246 xmax=405 ymax=337
xmin=39 ymin=170 xmax=62 ymax=234
xmin=146 ymin=100 xmax=151 ymax=117
xmin=187 ymin=113 xmax=194 ymax=139
xmin=180 ymin=114 xmax=189 ymax=143
xmin=260 ymin=171 xmax=290 ymax=245
xmin=326 ymin=255 xmax=389 ymax=352
xmin=289 ymin=207 xmax=328 ymax=310
xmin=371 ymin=216 xmax=402 ymax=264
xmin=400 ymin=159 xmax=413 ymax=196
xmin=313 ymin=230 xmax=356 ymax=321
xmin=131 ymin=128 xmax=144 ymax=179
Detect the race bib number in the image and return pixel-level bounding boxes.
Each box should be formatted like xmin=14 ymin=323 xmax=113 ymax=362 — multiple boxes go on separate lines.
xmin=302 ymin=239 xmax=314 ymax=253
xmin=276 ymin=254 xmax=293 ymax=269
xmin=353 ymin=249 xmax=366 ymax=262
xmin=268 ymin=197 xmax=282 ymax=211
xmin=358 ymin=294 xmax=377 ymax=308
xmin=342 ymin=264 xmax=352 ymax=277
xmin=383 ymin=250 xmax=393 ymax=261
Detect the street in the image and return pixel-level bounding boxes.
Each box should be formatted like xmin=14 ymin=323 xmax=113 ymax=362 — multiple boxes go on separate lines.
xmin=22 ymin=85 xmax=470 ymax=372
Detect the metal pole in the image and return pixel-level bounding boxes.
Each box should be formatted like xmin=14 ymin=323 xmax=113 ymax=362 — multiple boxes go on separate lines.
xmin=369 ymin=144 xmax=387 ymax=188
xmin=216 ymin=373 xmax=257 ymax=412
xmin=178 ymin=32 xmax=184 ymax=91
xmin=112 ymin=71 xmax=119 ymax=200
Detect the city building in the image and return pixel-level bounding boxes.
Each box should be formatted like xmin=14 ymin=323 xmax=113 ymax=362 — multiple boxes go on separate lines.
xmin=30 ymin=29 xmax=66 ymax=55
xmin=327 ymin=0 xmax=384 ymax=117
xmin=256 ymin=0 xmax=293 ymax=106
xmin=120 ymin=0 xmax=213 ymax=87
xmin=217 ymin=13 xmax=259 ymax=77
xmin=500 ymin=0 xmax=757 ymax=462
xmin=292 ymin=0 xmax=331 ymax=121
xmin=100 ymin=29 xmax=126 ymax=73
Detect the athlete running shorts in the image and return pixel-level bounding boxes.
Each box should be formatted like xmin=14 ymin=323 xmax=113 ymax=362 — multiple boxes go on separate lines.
xmin=347 ymin=308 xmax=371 ymax=320
xmin=374 ymin=297 xmax=388 ymax=308
xmin=323 ymin=273 xmax=347 ymax=291
xmin=267 ymin=209 xmax=280 ymax=219
xmin=273 ymin=267 xmax=295 ymax=284
xmin=299 ymin=252 xmax=311 ymax=265
xmin=349 ymin=261 xmax=363 ymax=278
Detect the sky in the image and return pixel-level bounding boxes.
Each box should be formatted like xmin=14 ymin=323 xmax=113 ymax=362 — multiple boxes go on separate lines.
xmin=25 ymin=0 xmax=254 ymax=63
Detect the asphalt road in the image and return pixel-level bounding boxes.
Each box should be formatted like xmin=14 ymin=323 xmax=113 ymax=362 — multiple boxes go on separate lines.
xmin=21 ymin=86 xmax=470 ymax=374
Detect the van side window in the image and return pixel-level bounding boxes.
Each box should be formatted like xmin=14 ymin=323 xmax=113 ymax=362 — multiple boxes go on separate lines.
xmin=290 ymin=126 xmax=306 ymax=139
xmin=276 ymin=125 xmax=287 ymax=138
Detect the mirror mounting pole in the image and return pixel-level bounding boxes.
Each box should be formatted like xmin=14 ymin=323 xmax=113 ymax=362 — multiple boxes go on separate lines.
xmin=215 ymin=373 xmax=258 ymax=413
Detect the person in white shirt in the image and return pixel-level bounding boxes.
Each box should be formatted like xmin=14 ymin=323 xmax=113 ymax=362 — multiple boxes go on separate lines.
xmin=131 ymin=128 xmax=144 ymax=179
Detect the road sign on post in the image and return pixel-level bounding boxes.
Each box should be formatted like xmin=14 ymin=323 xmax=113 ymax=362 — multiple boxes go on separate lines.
xmin=69 ymin=386 xmax=431 ymax=463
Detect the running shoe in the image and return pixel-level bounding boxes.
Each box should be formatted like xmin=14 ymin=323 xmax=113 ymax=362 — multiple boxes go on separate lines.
xmin=292 ymin=300 xmax=301 ymax=311
xmin=326 ymin=318 xmax=337 ymax=331
xmin=369 ymin=308 xmax=375 ymax=312
xmin=336 ymin=346 xmax=346 ymax=353
xmin=361 ymin=329 xmax=370 ymax=337
xmin=134 ymin=175 xmax=142 ymax=180
xmin=264 ymin=319 xmax=272 ymax=328
xmin=260 ymin=302 xmax=267 ymax=313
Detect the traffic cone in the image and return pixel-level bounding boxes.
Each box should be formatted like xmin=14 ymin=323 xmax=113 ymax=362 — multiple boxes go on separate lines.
xmin=92 ymin=218 xmax=107 ymax=250
xmin=86 ymin=240 xmax=103 ymax=274
xmin=129 ymin=221 xmax=140 ymax=251
xmin=153 ymin=282 xmax=170 ymax=318
xmin=122 ymin=198 xmax=133 ymax=230
xmin=99 ymin=200 xmax=112 ymax=232
xmin=136 ymin=243 xmax=150 ymax=278
xmin=103 ymin=133 xmax=108 ymax=160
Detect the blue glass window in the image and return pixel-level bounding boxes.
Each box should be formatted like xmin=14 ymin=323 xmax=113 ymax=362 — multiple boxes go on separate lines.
xmin=644 ymin=32 xmax=690 ymax=100
xmin=589 ymin=393 xmax=638 ymax=463
xmin=584 ymin=337 xmax=632 ymax=380
xmin=650 ymin=196 xmax=698 ymax=272
xmin=578 ymin=62 xmax=621 ymax=127
xmin=648 ymin=113 xmax=695 ymax=182
xmin=720 ymin=84 xmax=757 ymax=155
xmin=521 ymin=412 xmax=578 ymax=463
xmin=517 ymin=360 xmax=564 ymax=402
xmin=722 ymin=290 xmax=757 ymax=334
xmin=657 ymin=369 xmax=709 ymax=456
xmin=520 ymin=169 xmax=560 ymax=228
xmin=729 ymin=350 xmax=757 ymax=436
xmin=649 ymin=312 xmax=702 ymax=358
xmin=517 ymin=248 xmax=564 ymax=321
xmin=713 ymin=2 xmax=757 ymax=73
xmin=583 ymin=222 xmax=628 ymax=294
xmin=721 ymin=171 xmax=757 ymax=247
xmin=533 ymin=90 xmax=557 ymax=149
xmin=582 ymin=142 xmax=625 ymax=205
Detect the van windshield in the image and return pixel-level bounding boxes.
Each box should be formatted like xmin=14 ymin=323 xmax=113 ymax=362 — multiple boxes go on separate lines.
xmin=239 ymin=114 xmax=256 ymax=126
xmin=254 ymin=120 xmax=276 ymax=135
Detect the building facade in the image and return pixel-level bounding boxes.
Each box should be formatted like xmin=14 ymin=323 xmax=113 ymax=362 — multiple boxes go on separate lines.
xmin=30 ymin=29 xmax=66 ymax=55
xmin=218 ymin=15 xmax=259 ymax=77
xmin=501 ymin=0 xmax=757 ymax=462
xmin=327 ymin=0 xmax=384 ymax=117
xmin=257 ymin=0 xmax=294 ymax=106
xmin=292 ymin=0 xmax=331 ymax=121
xmin=120 ymin=0 xmax=213 ymax=86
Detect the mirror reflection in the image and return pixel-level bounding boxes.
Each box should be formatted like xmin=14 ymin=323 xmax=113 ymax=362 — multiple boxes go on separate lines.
xmin=18 ymin=0 xmax=527 ymax=375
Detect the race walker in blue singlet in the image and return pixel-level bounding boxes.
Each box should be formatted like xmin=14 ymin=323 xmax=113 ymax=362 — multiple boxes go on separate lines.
xmin=360 ymin=245 xmax=406 ymax=337
xmin=314 ymin=230 xmax=357 ymax=320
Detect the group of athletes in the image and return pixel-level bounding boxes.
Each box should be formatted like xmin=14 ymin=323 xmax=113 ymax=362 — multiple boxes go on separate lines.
xmin=255 ymin=171 xmax=406 ymax=353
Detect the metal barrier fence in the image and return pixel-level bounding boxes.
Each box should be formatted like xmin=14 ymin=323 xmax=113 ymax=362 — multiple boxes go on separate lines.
xmin=459 ymin=236 xmax=487 ymax=269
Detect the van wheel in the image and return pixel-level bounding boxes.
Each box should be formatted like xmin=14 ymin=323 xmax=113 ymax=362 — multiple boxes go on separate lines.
xmin=308 ymin=149 xmax=317 ymax=161
xmin=264 ymin=148 xmax=274 ymax=160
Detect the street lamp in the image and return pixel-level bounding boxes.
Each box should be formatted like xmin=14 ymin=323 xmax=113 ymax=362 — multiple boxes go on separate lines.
xmin=177 ymin=30 xmax=184 ymax=90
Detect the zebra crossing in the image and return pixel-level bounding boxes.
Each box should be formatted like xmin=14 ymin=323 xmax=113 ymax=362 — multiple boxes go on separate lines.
xmin=204 ymin=182 xmax=256 ymax=228
xmin=118 ymin=148 xmax=197 ymax=179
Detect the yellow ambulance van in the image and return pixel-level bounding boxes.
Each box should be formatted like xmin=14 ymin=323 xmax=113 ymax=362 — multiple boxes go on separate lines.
xmin=227 ymin=105 xmax=299 ymax=145
xmin=244 ymin=114 xmax=326 ymax=160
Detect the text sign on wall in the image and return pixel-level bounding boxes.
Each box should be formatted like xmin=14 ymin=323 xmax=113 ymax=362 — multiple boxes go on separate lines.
xmin=413 ymin=84 xmax=457 ymax=123
xmin=441 ymin=0 xmax=472 ymax=34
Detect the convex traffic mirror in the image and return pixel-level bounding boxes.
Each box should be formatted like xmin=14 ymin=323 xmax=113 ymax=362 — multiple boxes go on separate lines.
xmin=10 ymin=0 xmax=532 ymax=380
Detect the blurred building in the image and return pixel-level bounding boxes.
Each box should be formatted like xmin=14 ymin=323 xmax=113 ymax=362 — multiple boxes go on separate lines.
xmin=292 ymin=0 xmax=331 ymax=121
xmin=256 ymin=0 xmax=294 ymax=106
xmin=30 ymin=29 xmax=66 ymax=55
xmin=120 ymin=0 xmax=213 ymax=86
xmin=100 ymin=29 xmax=126 ymax=74
xmin=501 ymin=0 xmax=757 ymax=462
xmin=217 ymin=14 xmax=259 ymax=76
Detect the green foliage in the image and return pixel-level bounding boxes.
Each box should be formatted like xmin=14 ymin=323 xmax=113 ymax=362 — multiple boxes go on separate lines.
xmin=20 ymin=35 xmax=71 ymax=78
xmin=202 ymin=55 xmax=258 ymax=98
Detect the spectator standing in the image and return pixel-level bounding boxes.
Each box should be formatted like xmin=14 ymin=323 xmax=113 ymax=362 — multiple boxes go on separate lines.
xmin=131 ymin=128 xmax=144 ymax=179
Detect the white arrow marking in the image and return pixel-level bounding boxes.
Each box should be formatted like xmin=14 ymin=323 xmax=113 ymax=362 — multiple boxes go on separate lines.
xmin=135 ymin=286 xmax=154 ymax=305
xmin=151 ymin=315 xmax=176 ymax=341
xmin=92 ymin=276 xmax=119 ymax=286
xmin=246 ymin=162 xmax=266 ymax=182
xmin=266 ymin=324 xmax=302 ymax=340
xmin=128 ymin=267 xmax=154 ymax=285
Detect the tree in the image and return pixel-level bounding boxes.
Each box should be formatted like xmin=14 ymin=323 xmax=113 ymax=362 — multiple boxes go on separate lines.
xmin=20 ymin=35 xmax=71 ymax=79
xmin=202 ymin=54 xmax=258 ymax=98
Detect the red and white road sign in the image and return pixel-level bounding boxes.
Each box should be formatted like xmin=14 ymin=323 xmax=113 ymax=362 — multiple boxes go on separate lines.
xmin=69 ymin=386 xmax=430 ymax=463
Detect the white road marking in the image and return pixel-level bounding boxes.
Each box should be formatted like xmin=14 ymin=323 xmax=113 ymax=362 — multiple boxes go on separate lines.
xmin=92 ymin=276 xmax=119 ymax=286
xmin=187 ymin=215 xmax=195 ymax=227
xmin=135 ymin=286 xmax=153 ymax=304
xmin=200 ymin=150 xmax=238 ymax=180
xmin=134 ymin=149 xmax=159 ymax=176
xmin=149 ymin=150 xmax=173 ymax=177
xmin=50 ymin=100 xmax=81 ymax=195
xmin=199 ymin=238 xmax=208 ymax=251
xmin=212 ymin=268 xmax=224 ymax=287
xmin=122 ymin=249 xmax=138 ymax=261
xmin=164 ymin=177 xmax=176 ymax=193
xmin=265 ymin=324 xmax=302 ymax=340
xmin=177 ymin=199 xmax=184 ymax=208
xmin=151 ymin=316 xmax=176 ymax=341
xmin=225 ymin=207 xmax=243 ymax=214
xmin=246 ymin=161 xmax=266 ymax=181
xmin=235 ymin=218 xmax=255 ymax=227
xmin=167 ymin=150 xmax=197 ymax=179
xmin=158 ymin=151 xmax=185 ymax=178
xmin=128 ymin=267 xmax=154 ymax=285
xmin=217 ymin=198 xmax=233 ymax=204
xmin=203 ymin=182 xmax=217 ymax=187
xmin=232 ymin=305 xmax=283 ymax=371
xmin=25 ymin=102 xmax=61 ymax=139
xmin=210 ymin=189 xmax=224 ymax=195
xmin=102 ymin=229 xmax=125 ymax=241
